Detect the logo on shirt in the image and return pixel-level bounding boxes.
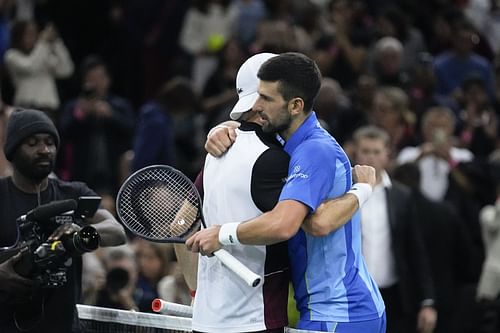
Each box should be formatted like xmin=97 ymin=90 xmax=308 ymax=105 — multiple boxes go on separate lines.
xmin=287 ymin=165 xmax=309 ymax=181
xmin=237 ymin=88 xmax=243 ymax=94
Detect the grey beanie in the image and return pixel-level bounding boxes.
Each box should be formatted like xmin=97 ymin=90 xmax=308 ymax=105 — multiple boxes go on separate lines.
xmin=4 ymin=109 xmax=60 ymax=161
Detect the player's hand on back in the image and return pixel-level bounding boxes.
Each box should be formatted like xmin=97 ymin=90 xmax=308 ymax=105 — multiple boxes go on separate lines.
xmin=352 ymin=165 xmax=376 ymax=188
xmin=186 ymin=225 xmax=222 ymax=256
xmin=205 ymin=122 xmax=240 ymax=157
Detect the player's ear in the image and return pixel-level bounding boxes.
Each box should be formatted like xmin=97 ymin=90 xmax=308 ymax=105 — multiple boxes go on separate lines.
xmin=289 ymin=98 xmax=303 ymax=115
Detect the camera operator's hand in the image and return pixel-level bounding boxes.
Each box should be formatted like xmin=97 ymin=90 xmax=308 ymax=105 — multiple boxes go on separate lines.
xmin=48 ymin=223 xmax=82 ymax=242
xmin=0 ymin=253 xmax=34 ymax=301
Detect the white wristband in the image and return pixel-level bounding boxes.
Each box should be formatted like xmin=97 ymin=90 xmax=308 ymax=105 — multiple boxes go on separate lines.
xmin=219 ymin=223 xmax=241 ymax=245
xmin=347 ymin=183 xmax=373 ymax=207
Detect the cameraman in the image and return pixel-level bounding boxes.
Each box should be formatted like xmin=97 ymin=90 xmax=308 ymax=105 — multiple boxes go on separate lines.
xmin=0 ymin=109 xmax=127 ymax=333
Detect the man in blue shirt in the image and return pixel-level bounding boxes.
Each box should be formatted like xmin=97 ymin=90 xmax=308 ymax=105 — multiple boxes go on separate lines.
xmin=187 ymin=52 xmax=386 ymax=332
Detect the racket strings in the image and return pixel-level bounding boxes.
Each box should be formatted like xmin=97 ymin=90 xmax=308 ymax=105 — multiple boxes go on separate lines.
xmin=118 ymin=167 xmax=201 ymax=240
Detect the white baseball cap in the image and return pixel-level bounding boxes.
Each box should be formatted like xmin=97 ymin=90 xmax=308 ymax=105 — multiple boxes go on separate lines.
xmin=229 ymin=52 xmax=278 ymax=120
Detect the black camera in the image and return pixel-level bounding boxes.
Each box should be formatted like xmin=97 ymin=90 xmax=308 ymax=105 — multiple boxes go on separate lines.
xmin=15 ymin=197 xmax=101 ymax=288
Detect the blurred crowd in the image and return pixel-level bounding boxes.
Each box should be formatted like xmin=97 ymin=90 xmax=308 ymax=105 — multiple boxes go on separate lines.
xmin=0 ymin=0 xmax=500 ymax=331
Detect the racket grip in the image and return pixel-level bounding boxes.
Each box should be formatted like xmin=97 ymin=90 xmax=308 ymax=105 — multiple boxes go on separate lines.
xmin=213 ymin=249 xmax=262 ymax=288
xmin=152 ymin=298 xmax=193 ymax=317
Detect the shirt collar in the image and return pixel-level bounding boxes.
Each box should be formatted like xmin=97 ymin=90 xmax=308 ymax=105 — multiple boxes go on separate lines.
xmin=283 ymin=112 xmax=319 ymax=155
xmin=380 ymin=170 xmax=392 ymax=189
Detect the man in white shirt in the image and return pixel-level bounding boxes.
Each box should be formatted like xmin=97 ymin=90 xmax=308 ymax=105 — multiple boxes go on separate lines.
xmin=354 ymin=125 xmax=437 ymax=333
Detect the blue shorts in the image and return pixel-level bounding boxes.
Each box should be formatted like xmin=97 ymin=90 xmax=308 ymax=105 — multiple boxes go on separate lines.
xmin=297 ymin=312 xmax=386 ymax=333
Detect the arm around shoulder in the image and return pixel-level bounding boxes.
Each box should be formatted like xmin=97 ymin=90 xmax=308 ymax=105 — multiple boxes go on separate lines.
xmin=205 ymin=120 xmax=240 ymax=157
xmin=236 ymin=200 xmax=309 ymax=245
xmin=302 ymin=165 xmax=374 ymax=237
xmin=302 ymin=193 xmax=360 ymax=237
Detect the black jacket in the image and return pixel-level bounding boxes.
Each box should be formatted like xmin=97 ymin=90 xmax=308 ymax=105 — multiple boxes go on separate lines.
xmin=385 ymin=181 xmax=435 ymax=313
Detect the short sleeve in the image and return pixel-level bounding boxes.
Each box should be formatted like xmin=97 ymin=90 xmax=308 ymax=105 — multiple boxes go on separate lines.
xmin=279 ymin=142 xmax=337 ymax=212
xmin=251 ymin=148 xmax=290 ymax=212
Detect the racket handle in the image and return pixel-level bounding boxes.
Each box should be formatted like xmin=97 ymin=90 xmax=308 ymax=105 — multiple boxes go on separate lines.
xmin=213 ymin=249 xmax=262 ymax=288
xmin=152 ymin=298 xmax=193 ymax=317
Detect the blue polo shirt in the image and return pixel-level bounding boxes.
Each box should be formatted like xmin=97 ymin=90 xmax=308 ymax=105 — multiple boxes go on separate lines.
xmin=279 ymin=112 xmax=385 ymax=324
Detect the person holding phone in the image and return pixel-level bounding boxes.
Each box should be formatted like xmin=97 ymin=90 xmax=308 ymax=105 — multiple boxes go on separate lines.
xmin=397 ymin=106 xmax=474 ymax=202
xmin=4 ymin=21 xmax=74 ymax=122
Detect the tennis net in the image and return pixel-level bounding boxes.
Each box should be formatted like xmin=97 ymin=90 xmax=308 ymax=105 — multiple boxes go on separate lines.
xmin=77 ymin=304 xmax=322 ymax=333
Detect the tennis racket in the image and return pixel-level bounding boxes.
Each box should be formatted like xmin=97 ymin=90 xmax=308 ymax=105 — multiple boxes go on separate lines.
xmin=116 ymin=165 xmax=262 ymax=287
xmin=152 ymin=299 xmax=193 ymax=318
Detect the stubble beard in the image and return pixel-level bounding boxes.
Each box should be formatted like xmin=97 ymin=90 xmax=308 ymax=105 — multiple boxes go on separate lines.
xmin=261 ymin=109 xmax=292 ymax=134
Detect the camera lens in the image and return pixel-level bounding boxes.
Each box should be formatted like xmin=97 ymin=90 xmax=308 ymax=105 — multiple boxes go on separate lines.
xmin=69 ymin=226 xmax=100 ymax=254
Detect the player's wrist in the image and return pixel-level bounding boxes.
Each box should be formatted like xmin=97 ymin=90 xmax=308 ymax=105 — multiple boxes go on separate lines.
xmin=348 ymin=183 xmax=373 ymax=207
xmin=219 ymin=223 xmax=241 ymax=245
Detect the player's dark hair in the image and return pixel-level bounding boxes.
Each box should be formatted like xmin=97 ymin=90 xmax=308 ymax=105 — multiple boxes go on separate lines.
xmin=257 ymin=52 xmax=322 ymax=113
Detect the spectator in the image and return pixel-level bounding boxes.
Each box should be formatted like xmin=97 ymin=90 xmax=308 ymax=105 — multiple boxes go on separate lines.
xmin=457 ymin=75 xmax=498 ymax=158
xmin=134 ymin=239 xmax=180 ymax=312
xmin=371 ymin=86 xmax=416 ymax=155
xmin=132 ymin=77 xmax=189 ymax=172
xmin=393 ymin=162 xmax=481 ymax=333
xmin=464 ymin=0 xmax=500 ymax=55
xmin=59 ymin=55 xmax=135 ymax=206
xmin=369 ymin=37 xmax=410 ymax=89
xmin=251 ymin=0 xmax=313 ymax=55
xmin=81 ymin=252 xmax=105 ymax=306
xmin=228 ymin=0 xmax=267 ymax=48
xmin=4 ymin=20 xmax=74 ymax=121
xmin=200 ymin=37 xmax=246 ymax=131
xmin=340 ymin=74 xmax=378 ymax=148
xmin=406 ymin=52 xmax=459 ymax=131
xmin=433 ymin=18 xmax=495 ymax=102
xmin=317 ymin=0 xmax=373 ymax=89
xmin=0 ymin=0 xmax=13 ymax=65
xmin=313 ymin=77 xmax=352 ymax=144
xmin=179 ymin=0 xmax=236 ymax=94
xmin=133 ymin=76 xmax=204 ymax=179
xmin=353 ymin=125 xmax=436 ymax=333
xmin=375 ymin=6 xmax=427 ymax=71
xmin=96 ymin=245 xmax=138 ymax=311
xmin=0 ymin=108 xmax=126 ymax=332
xmin=397 ymin=106 xmax=474 ymax=202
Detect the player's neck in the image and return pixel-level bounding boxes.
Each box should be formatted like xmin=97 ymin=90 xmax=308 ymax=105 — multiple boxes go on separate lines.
xmin=12 ymin=170 xmax=48 ymax=193
xmin=281 ymin=113 xmax=307 ymax=140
